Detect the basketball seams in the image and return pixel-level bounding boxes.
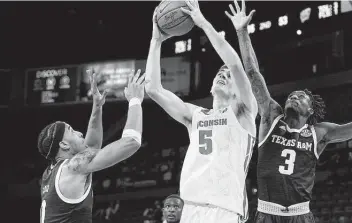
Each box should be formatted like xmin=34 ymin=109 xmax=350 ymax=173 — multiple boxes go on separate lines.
xmin=157 ymin=6 xmax=189 ymax=24
xmin=156 ymin=2 xmax=194 ymax=36
xmin=161 ymin=16 xmax=190 ymax=30
xmin=156 ymin=2 xmax=188 ymax=21
xmin=157 ymin=1 xmax=174 ymax=17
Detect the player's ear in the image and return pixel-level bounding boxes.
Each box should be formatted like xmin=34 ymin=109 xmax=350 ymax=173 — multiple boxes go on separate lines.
xmin=308 ymin=108 xmax=314 ymax=115
xmin=59 ymin=141 xmax=70 ymax=151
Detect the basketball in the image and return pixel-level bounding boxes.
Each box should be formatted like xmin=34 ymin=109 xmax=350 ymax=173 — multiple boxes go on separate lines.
xmin=156 ymin=0 xmax=195 ymax=36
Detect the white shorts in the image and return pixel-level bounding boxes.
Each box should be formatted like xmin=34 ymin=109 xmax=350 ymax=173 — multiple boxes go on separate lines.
xmin=180 ymin=202 xmax=241 ymax=223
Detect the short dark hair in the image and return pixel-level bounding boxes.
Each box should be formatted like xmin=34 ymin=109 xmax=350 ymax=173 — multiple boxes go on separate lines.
xmin=303 ymin=89 xmax=326 ymax=125
xmin=164 ymin=194 xmax=184 ymax=205
xmin=219 ymin=64 xmax=229 ymax=74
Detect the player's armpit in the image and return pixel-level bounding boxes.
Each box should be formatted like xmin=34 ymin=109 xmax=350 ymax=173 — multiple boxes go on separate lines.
xmin=66 ymin=148 xmax=100 ymax=174
xmin=146 ymin=87 xmax=197 ymax=127
xmin=315 ymin=122 xmax=352 ymax=145
xmin=260 ymin=99 xmax=283 ymax=125
xmin=258 ymin=99 xmax=283 ymax=144
xmin=228 ymin=65 xmax=258 ymax=117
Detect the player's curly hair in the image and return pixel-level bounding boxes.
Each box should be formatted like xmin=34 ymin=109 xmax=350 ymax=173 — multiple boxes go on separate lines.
xmin=304 ymin=89 xmax=326 ymax=125
xmin=37 ymin=122 xmax=57 ymax=161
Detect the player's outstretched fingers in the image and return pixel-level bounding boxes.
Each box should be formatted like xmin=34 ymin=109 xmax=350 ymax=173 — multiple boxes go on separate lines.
xmin=132 ymin=69 xmax=141 ymax=84
xmin=229 ymin=4 xmax=237 ymax=15
xmin=225 ymin=10 xmax=233 ymax=19
xmin=185 ymin=0 xmax=195 ymax=11
xmin=101 ymin=90 xmax=109 ymax=99
xmin=137 ymin=73 xmax=146 ymax=85
xmin=234 ymin=0 xmax=240 ymax=12
xmin=181 ymin=7 xmax=191 ymax=15
xmin=241 ymin=0 xmax=246 ymax=12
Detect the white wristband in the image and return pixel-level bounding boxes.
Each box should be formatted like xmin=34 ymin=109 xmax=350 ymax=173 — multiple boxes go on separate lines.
xmin=122 ymin=129 xmax=142 ymax=145
xmin=129 ymin=98 xmax=141 ymax=107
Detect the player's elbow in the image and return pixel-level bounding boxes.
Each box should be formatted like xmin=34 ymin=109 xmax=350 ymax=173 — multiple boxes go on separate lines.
xmin=145 ymin=85 xmax=162 ymax=99
xmin=123 ymin=137 xmax=141 ymax=152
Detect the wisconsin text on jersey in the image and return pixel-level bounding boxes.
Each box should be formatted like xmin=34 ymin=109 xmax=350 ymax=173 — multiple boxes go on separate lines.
xmin=197 ymin=108 xmax=228 ymax=129
xmin=197 ymin=118 xmax=227 ymax=129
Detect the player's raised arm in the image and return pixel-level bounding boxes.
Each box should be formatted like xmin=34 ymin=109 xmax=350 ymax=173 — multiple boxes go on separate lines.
xmin=66 ymin=70 xmax=145 ymax=175
xmin=227 ymin=0 xmax=282 ymax=120
xmin=314 ymin=121 xmax=352 ymax=155
xmin=145 ymin=7 xmax=198 ymax=127
xmin=181 ymin=0 xmax=257 ymax=116
xmin=84 ymin=70 xmax=109 ymax=150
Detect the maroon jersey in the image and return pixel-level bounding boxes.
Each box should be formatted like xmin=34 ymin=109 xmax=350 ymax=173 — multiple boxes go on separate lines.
xmin=40 ymin=159 xmax=93 ymax=223
xmin=257 ymin=115 xmax=318 ymax=206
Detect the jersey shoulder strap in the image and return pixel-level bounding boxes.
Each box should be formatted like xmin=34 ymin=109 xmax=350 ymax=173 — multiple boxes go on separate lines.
xmin=258 ymin=114 xmax=284 ymax=147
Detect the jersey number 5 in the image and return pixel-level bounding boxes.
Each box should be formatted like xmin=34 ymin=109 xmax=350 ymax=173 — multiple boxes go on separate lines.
xmin=279 ymin=149 xmax=296 ymax=175
xmin=199 ymin=130 xmax=213 ymax=155
xmin=40 ymin=200 xmax=46 ymax=223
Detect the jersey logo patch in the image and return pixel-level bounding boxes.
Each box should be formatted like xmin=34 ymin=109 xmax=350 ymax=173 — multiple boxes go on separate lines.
xmin=279 ymin=125 xmax=286 ymax=135
xmin=300 ymin=129 xmax=312 ymax=137
xmin=220 ymin=107 xmax=228 ymax=113
xmin=42 ymin=185 xmax=49 ymax=194
xmin=201 ymin=109 xmax=211 ymax=115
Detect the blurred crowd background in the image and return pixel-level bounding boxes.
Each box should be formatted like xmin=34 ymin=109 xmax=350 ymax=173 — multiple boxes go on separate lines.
xmin=3 ymin=1 xmax=352 ymax=223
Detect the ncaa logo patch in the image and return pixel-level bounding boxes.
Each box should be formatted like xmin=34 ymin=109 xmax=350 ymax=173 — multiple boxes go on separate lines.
xmin=300 ymin=128 xmax=312 ymax=137
xmin=279 ymin=125 xmax=286 ymax=135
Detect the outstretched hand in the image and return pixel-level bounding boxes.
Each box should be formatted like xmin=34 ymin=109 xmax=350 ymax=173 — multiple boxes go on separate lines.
xmin=124 ymin=69 xmax=146 ymax=102
xmin=180 ymin=0 xmax=207 ymax=29
xmin=89 ymin=69 xmax=108 ymax=108
xmin=152 ymin=7 xmax=171 ymax=42
xmin=225 ymin=0 xmax=255 ymax=31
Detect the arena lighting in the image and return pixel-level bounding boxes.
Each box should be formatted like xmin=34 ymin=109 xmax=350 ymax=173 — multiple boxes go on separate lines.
xmin=248 ymin=23 xmax=255 ymax=34
xmin=259 ymin=21 xmax=272 ymax=31
xmin=187 ymin=39 xmax=192 ymax=52
xmin=318 ymin=2 xmax=339 ymax=19
xmin=300 ymin=7 xmax=311 ymax=23
xmin=297 ymin=29 xmax=302 ymax=35
xmin=174 ymin=39 xmax=192 ymax=54
xmin=278 ymin=15 xmax=288 ymax=27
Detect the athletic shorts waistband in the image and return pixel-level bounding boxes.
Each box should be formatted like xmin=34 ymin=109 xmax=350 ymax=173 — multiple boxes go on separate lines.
xmin=257 ymin=199 xmax=310 ymax=216
xmin=183 ymin=200 xmax=240 ymax=216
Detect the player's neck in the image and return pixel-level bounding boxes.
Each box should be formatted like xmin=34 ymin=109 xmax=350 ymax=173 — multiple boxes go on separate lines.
xmin=283 ymin=115 xmax=308 ymax=130
xmin=212 ymin=95 xmax=230 ymax=111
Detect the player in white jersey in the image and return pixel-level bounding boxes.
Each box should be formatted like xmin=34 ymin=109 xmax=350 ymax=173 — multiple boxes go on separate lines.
xmin=145 ymin=1 xmax=257 ymax=222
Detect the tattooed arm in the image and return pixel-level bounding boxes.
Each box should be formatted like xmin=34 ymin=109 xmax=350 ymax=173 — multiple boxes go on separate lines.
xmin=66 ymin=137 xmax=139 ymax=175
xmin=226 ymin=0 xmax=282 ymax=120
xmin=66 ymin=71 xmax=145 ymax=175
xmin=236 ymin=28 xmax=281 ymax=117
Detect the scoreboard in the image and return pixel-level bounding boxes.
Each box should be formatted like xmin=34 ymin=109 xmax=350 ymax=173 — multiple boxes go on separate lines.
xmin=25 ymin=66 xmax=79 ymax=105
xmin=25 ymin=57 xmax=192 ymax=105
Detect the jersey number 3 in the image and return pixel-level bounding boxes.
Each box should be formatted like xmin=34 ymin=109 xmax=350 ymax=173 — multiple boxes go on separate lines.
xmin=199 ymin=130 xmax=213 ymax=155
xmin=279 ymin=149 xmax=296 ymax=175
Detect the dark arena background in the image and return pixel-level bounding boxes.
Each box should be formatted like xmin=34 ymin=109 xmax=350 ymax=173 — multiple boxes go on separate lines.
xmin=3 ymin=1 xmax=352 ymax=223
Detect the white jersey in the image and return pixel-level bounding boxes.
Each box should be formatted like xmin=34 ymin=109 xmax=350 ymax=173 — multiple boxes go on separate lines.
xmin=180 ymin=105 xmax=256 ymax=217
